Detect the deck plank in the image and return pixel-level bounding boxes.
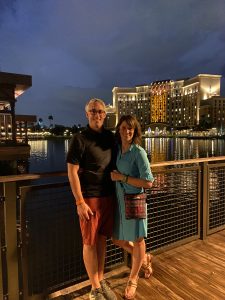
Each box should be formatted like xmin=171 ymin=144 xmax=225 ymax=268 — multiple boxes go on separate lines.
xmin=155 ymin=249 xmax=225 ymax=299
xmin=48 ymin=229 xmax=225 ymax=300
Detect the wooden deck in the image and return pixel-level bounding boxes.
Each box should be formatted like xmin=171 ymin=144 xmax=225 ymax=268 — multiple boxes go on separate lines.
xmin=49 ymin=230 xmax=225 ymax=300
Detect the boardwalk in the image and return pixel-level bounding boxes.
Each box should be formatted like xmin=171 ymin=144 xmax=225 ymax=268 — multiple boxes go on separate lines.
xmin=49 ymin=230 xmax=225 ymax=300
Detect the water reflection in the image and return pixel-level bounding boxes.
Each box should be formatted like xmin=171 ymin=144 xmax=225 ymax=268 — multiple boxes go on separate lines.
xmin=28 ymin=139 xmax=69 ymax=173
xmin=28 ymin=138 xmax=225 ymax=173
xmin=144 ymin=137 xmax=225 ymax=163
xmin=29 ymin=140 xmax=48 ymax=160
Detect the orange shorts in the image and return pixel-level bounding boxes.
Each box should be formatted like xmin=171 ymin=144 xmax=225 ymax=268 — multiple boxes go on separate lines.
xmin=79 ymin=196 xmax=115 ymax=246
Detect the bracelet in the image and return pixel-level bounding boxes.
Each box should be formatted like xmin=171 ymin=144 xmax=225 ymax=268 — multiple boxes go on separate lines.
xmin=75 ymin=199 xmax=85 ymax=206
xmin=122 ymin=174 xmax=129 ymax=183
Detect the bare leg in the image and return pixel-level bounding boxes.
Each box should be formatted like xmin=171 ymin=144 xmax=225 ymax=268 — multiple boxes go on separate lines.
xmin=130 ymin=238 xmax=145 ymax=280
xmin=83 ymin=234 xmax=107 ymax=289
xmin=112 ymin=239 xmax=133 ymax=254
xmin=83 ymin=244 xmax=101 ymax=289
xmin=125 ymin=238 xmax=145 ymax=299
xmin=96 ymin=234 xmax=107 ymax=282
xmin=113 ymin=238 xmax=152 ymax=276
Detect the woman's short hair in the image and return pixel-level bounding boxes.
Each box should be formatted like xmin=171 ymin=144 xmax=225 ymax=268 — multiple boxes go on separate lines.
xmin=85 ymin=98 xmax=106 ymax=113
xmin=115 ymin=115 xmax=142 ymax=145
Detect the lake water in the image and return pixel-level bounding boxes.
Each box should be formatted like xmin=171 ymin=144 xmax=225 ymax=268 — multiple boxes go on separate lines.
xmin=28 ymin=137 xmax=225 ymax=173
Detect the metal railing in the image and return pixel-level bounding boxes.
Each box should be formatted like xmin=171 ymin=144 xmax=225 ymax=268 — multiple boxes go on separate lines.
xmin=1 ymin=157 xmax=225 ymax=300
xmin=146 ymin=166 xmax=200 ymax=253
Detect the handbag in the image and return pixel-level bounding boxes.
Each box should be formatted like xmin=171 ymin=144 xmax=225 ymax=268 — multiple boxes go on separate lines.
xmin=124 ymin=192 xmax=147 ymax=219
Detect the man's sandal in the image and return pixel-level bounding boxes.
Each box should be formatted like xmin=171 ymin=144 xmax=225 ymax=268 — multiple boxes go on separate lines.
xmin=124 ymin=280 xmax=138 ymax=299
xmin=141 ymin=253 xmax=153 ymax=279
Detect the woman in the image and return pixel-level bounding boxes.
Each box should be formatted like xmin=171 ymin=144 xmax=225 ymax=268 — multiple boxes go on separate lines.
xmin=111 ymin=115 xmax=154 ymax=299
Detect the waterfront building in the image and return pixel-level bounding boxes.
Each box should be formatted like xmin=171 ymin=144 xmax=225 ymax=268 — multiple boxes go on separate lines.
xmin=175 ymin=74 xmax=221 ymax=128
xmin=112 ymin=74 xmax=222 ymax=131
xmin=15 ymin=114 xmax=37 ymax=143
xmin=200 ymin=96 xmax=225 ymax=131
xmin=104 ymin=104 xmax=116 ymax=130
xmin=150 ymin=80 xmax=171 ymax=132
xmin=150 ymin=80 xmax=170 ymax=124
xmin=112 ymin=86 xmax=151 ymax=130
xmin=0 ymin=71 xmax=35 ymax=175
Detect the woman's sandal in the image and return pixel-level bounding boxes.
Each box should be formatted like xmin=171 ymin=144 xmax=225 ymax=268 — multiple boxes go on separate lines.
xmin=124 ymin=280 xmax=138 ymax=299
xmin=141 ymin=253 xmax=153 ymax=279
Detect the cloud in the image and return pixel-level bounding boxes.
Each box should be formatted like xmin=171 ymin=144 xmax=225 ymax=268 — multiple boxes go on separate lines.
xmin=16 ymin=85 xmax=112 ymax=126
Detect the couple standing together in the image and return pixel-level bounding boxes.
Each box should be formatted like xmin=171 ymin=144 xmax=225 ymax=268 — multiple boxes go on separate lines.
xmin=67 ymin=98 xmax=154 ymax=300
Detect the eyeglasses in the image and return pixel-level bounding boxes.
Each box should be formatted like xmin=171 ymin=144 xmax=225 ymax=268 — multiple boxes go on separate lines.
xmin=88 ymin=109 xmax=105 ymax=115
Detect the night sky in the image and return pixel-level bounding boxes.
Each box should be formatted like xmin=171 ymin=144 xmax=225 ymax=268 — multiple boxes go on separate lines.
xmin=1 ymin=0 xmax=225 ymax=126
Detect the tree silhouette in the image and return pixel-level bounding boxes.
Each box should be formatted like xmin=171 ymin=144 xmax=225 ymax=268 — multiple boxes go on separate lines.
xmin=48 ymin=115 xmax=53 ymax=128
xmin=36 ymin=118 xmax=43 ymax=131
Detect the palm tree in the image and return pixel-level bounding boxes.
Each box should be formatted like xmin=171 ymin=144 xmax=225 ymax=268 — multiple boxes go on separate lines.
xmin=48 ymin=115 xmax=53 ymax=128
xmin=37 ymin=118 xmax=43 ymax=131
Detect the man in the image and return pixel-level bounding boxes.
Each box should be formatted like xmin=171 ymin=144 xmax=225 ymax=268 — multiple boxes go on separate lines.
xmin=67 ymin=98 xmax=117 ymax=300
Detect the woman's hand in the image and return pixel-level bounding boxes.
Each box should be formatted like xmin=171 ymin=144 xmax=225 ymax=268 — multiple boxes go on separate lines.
xmin=111 ymin=170 xmax=123 ymax=181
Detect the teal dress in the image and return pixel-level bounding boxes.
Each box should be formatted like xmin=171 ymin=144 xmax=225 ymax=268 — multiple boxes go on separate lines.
xmin=113 ymin=143 xmax=154 ymax=242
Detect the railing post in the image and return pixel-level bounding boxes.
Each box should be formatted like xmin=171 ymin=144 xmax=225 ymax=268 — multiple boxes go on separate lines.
xmin=0 ymin=245 xmax=3 ymax=300
xmin=3 ymin=182 xmax=20 ymax=300
xmin=0 ymin=187 xmax=7 ymax=300
xmin=19 ymin=187 xmax=44 ymax=300
xmin=0 ymin=239 xmax=2 ymax=299
xmin=200 ymin=162 xmax=208 ymax=240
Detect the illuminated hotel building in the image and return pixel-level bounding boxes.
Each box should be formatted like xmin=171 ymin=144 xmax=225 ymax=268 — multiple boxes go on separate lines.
xmin=112 ymin=74 xmax=222 ymax=130
xmin=150 ymin=80 xmax=170 ymax=124
xmin=112 ymin=86 xmax=151 ymax=130
xmin=200 ymin=96 xmax=225 ymax=129
xmin=104 ymin=104 xmax=116 ymax=130
xmin=171 ymin=74 xmax=222 ymax=128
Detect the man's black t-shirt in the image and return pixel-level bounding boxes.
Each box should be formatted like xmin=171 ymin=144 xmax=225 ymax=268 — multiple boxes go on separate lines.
xmin=66 ymin=126 xmax=115 ymax=197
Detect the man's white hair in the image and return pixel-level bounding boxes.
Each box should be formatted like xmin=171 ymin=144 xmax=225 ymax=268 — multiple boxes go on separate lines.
xmin=85 ymin=98 xmax=106 ymax=112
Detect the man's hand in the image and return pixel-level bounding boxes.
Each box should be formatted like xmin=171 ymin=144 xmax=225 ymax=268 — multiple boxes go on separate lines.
xmin=77 ymin=202 xmax=93 ymax=221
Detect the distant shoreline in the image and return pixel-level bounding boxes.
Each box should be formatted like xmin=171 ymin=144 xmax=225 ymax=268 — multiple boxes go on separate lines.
xmin=143 ymin=135 xmax=225 ymax=139
xmin=28 ymin=135 xmax=70 ymax=140
xmin=27 ymin=134 xmax=225 ymax=141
